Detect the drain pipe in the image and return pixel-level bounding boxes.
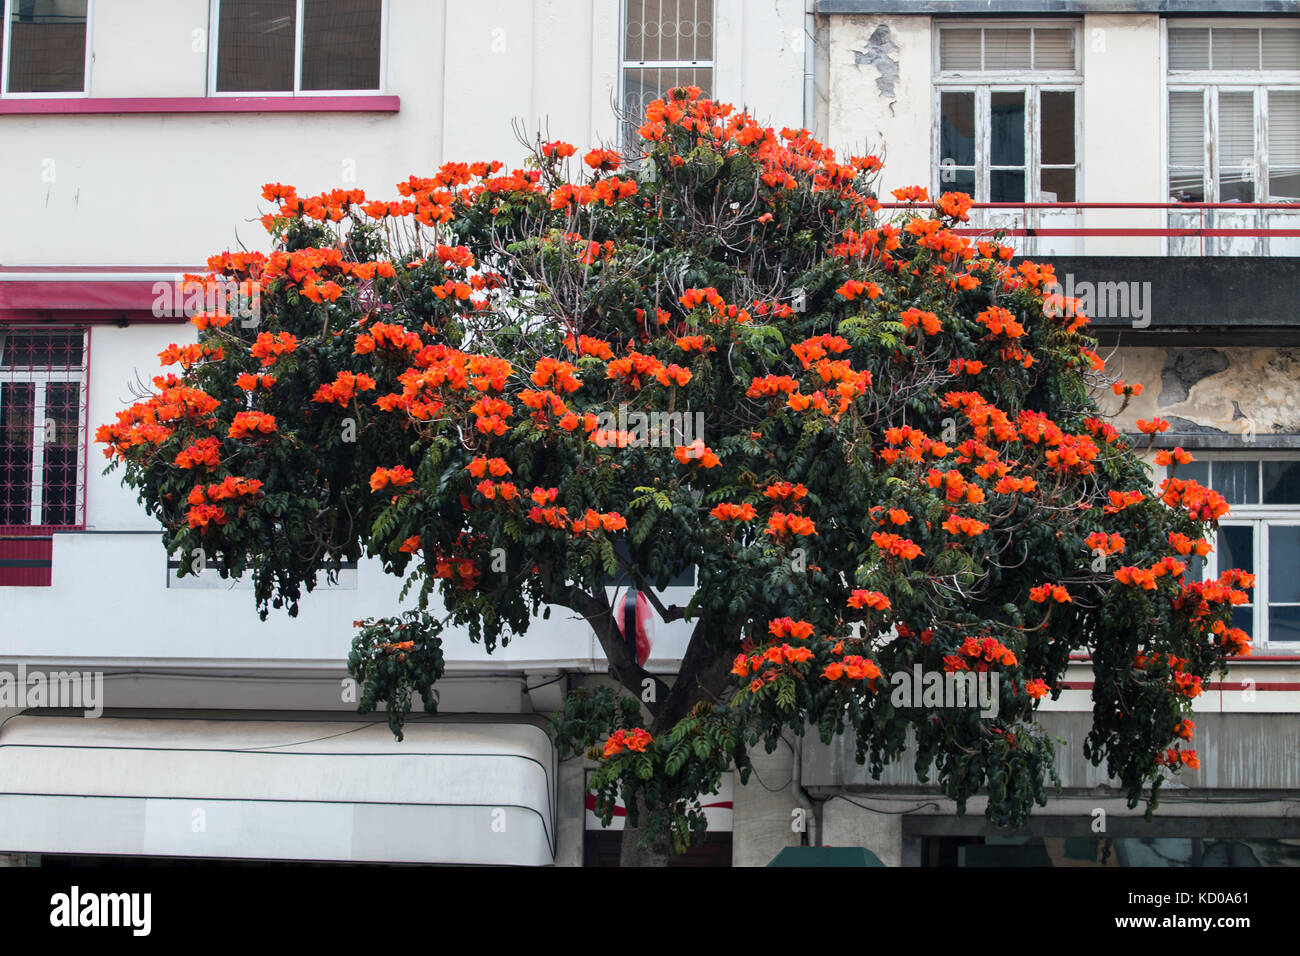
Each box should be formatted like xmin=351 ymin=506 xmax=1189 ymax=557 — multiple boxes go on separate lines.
xmin=802 ymin=0 xmax=816 ymax=133
xmin=789 ymin=732 xmax=818 ymax=847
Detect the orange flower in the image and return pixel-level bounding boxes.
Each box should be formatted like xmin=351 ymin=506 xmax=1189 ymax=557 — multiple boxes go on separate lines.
xmin=1136 ymin=418 xmax=1170 ymax=435
xmin=398 ymin=535 xmax=420 ymax=553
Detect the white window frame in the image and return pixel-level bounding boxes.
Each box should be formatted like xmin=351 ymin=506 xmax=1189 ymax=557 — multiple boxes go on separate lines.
xmin=1160 ymin=450 xmax=1300 ymax=650
xmin=0 ymin=329 xmax=88 ymax=529
xmin=207 ymin=0 xmax=388 ymax=97
xmin=619 ymin=0 xmax=715 ymax=140
xmin=931 ymin=20 xmax=1083 ymax=204
xmin=0 ymin=0 xmax=93 ymax=98
xmin=1162 ymin=18 xmax=1300 ymax=204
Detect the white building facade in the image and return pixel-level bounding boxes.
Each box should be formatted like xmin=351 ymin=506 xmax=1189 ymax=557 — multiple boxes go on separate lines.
xmin=1 ymin=0 xmax=1297 ymax=867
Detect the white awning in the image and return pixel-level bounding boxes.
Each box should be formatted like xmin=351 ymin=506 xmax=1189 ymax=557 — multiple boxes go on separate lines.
xmin=0 ymin=714 xmax=555 ymax=865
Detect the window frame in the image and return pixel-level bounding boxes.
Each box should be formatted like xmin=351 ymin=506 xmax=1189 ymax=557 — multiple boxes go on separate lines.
xmin=931 ymin=20 xmax=1083 ymax=203
xmin=619 ymin=0 xmax=715 ymax=142
xmin=0 ymin=0 xmax=93 ymax=99
xmin=0 ymin=327 xmax=90 ymax=533
xmin=207 ymin=0 xmax=389 ymax=98
xmin=1162 ymin=18 xmax=1300 ymax=203
xmin=1160 ymin=450 xmax=1300 ymax=650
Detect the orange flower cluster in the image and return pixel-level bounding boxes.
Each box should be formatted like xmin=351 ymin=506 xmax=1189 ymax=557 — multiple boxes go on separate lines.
xmin=369 ymin=466 xmax=415 ymax=492
xmin=603 ymin=728 xmax=653 ymax=758
xmin=1083 ymin=417 xmax=1121 ymax=444
xmin=822 ymin=656 xmax=882 ymax=682
xmin=311 ymin=371 xmax=376 ymax=406
xmin=159 ymin=343 xmax=224 ymax=369
xmin=679 ymin=287 xmax=726 ymax=311
xmin=747 ymin=374 xmax=799 ymax=399
xmin=994 ymin=476 xmax=1037 ymax=494
xmin=975 ymin=306 xmax=1025 ymax=339
xmin=899 ymin=307 xmax=942 ymax=336
xmin=1025 ymin=679 xmax=1050 ymax=699
xmin=891 ymin=186 xmax=928 ymax=202
xmin=763 ymin=481 xmax=809 ymax=502
xmin=355 ymin=322 xmax=423 ymax=355
xmin=948 ymin=358 xmax=984 ymax=375
xmin=942 ymin=514 xmax=989 ymax=536
xmin=527 ymin=505 xmax=570 ymax=529
xmin=1086 ymin=531 xmax=1126 ymax=555
xmin=249 ymin=332 xmax=298 ymax=367
xmin=571 ymin=509 xmax=628 ymax=534
xmin=881 ymin=425 xmax=950 ymax=465
xmin=475 ymin=479 xmax=518 ymax=501
xmin=563 ymin=334 xmax=616 ymax=361
xmin=871 ymin=531 xmax=923 ymax=560
xmin=835 ymin=280 xmax=882 ymax=301
xmin=769 ymin=619 xmax=815 ymax=640
xmin=1136 ymin=418 xmax=1170 ymax=435
xmin=847 ymin=590 xmax=890 ymax=611
xmin=1156 ymin=747 xmax=1200 ymax=770
xmin=935 ymin=191 xmax=974 ymax=221
xmin=925 ymin=468 xmax=986 ymax=505
xmin=1112 ymin=381 xmax=1143 ymax=397
xmin=1029 ymin=584 xmax=1072 ymax=604
xmin=791 ymin=334 xmax=851 ymax=369
xmin=1103 ymin=489 xmax=1145 ymax=514
xmin=1160 ymin=478 xmax=1230 ymax=521
xmin=174 ymin=437 xmax=222 ymax=471
xmin=673 ymin=441 xmax=720 ymax=468
xmin=228 ymin=411 xmax=277 ymax=440
xmin=1168 ymin=532 xmax=1211 ymax=557
xmin=765 ymin=512 xmax=817 ymax=537
xmin=470 ymin=396 xmax=513 ymax=436
xmin=185 ymin=476 xmax=264 ymax=529
xmin=235 ymin=373 xmax=276 ymax=391
xmin=467 ymin=456 xmax=511 ymax=478
xmin=1155 ymin=447 xmax=1195 ymax=467
xmin=96 ymin=378 xmax=221 ymax=458
xmin=710 ymin=501 xmax=758 ymax=521
xmin=958 ymin=636 xmax=1018 ymax=668
xmin=943 ymin=391 xmax=1018 ymax=443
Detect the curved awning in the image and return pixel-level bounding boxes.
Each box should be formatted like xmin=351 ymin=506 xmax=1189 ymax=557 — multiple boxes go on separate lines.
xmin=0 ymin=714 xmax=555 ymax=865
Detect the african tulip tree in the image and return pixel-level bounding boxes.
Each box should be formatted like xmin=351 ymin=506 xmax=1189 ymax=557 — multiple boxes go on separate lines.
xmin=101 ymin=88 xmax=1252 ymax=865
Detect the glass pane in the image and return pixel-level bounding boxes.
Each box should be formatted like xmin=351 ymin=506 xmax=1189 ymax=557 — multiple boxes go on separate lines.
xmin=990 ymin=169 xmax=1025 ymax=203
xmin=940 ymin=91 xmax=976 ymax=167
xmin=1263 ymin=460 xmax=1300 ymax=504
xmin=0 ymin=382 xmax=35 ymax=526
xmin=1269 ymin=606 xmax=1300 ymax=644
xmin=1213 ymin=460 xmax=1259 ymax=505
xmin=1169 ymin=91 xmax=1205 ymax=167
xmin=1168 ymin=28 xmax=1209 ymax=70
xmin=991 ymin=91 xmax=1025 ymax=166
xmin=1185 ymin=552 xmax=1206 ymax=583
xmin=1041 ymin=91 xmax=1075 ymax=165
xmin=1178 ymin=459 xmax=1210 ymax=487
xmin=1233 ymin=605 xmax=1254 ymax=637
xmin=1039 ymin=167 xmax=1075 ymax=203
xmin=0 ymin=330 xmax=84 ymax=368
xmin=216 ymin=0 xmax=297 ymax=93
xmin=940 ymin=167 xmax=975 ymax=197
xmin=301 ymin=0 xmax=382 ymax=91
xmin=1218 ymin=91 xmax=1256 ymax=202
xmin=983 ymin=29 xmax=1031 ymax=70
xmin=1218 ymin=525 xmax=1254 ymax=577
xmin=1261 ymin=29 xmax=1300 ymax=70
xmin=1212 ymin=28 xmax=1261 ymax=71
xmin=1032 ymin=29 xmax=1075 ymax=70
xmin=1269 ymin=91 xmax=1300 ymax=199
xmin=1268 ymin=526 xmax=1300 ymax=603
xmin=6 ymin=0 xmax=87 ymax=93
xmin=939 ymin=29 xmax=981 ymax=70
xmin=622 ymin=65 xmax=712 ymax=126
xmin=41 ymin=382 xmax=79 ymax=527
xmin=626 ymin=0 xmax=713 ymax=63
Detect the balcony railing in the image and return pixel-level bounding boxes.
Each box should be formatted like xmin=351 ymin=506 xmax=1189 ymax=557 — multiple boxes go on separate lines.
xmin=878 ymin=202 xmax=1300 ymax=258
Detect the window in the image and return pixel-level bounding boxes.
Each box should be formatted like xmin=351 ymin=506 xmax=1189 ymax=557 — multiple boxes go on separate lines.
xmin=0 ymin=0 xmax=89 ymax=95
xmin=933 ymin=23 xmax=1081 ymax=203
xmin=1169 ymin=455 xmax=1300 ymax=648
xmin=212 ymin=0 xmax=384 ymax=94
xmin=0 ymin=329 xmax=88 ymax=533
xmin=621 ymin=0 xmax=713 ymax=136
xmin=1166 ymin=24 xmax=1300 ymax=202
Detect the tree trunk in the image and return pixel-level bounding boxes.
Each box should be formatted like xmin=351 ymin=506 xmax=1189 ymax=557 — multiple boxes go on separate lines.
xmin=619 ymin=790 xmax=673 ymax=866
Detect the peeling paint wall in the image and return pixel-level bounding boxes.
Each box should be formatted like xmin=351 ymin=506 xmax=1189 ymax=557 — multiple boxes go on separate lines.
xmin=1100 ymin=346 xmax=1300 ymax=441
xmin=827 ymin=15 xmax=932 ymax=194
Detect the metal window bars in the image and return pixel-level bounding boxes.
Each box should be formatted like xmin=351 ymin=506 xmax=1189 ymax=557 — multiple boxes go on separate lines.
xmin=0 ymin=327 xmax=89 ymax=534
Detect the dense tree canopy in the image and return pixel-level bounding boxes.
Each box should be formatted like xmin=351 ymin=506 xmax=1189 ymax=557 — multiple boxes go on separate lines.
xmin=101 ymin=87 xmax=1252 ymax=860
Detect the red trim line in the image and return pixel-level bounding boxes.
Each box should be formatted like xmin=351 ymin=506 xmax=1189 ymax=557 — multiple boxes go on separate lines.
xmin=0 ymin=95 xmax=400 ymax=116
xmin=1061 ymin=681 xmax=1300 ymax=691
